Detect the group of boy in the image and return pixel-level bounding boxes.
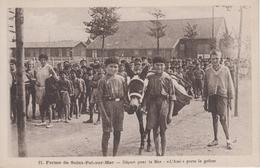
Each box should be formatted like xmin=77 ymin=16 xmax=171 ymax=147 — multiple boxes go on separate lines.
xmin=10 ymin=48 xmax=235 ymax=155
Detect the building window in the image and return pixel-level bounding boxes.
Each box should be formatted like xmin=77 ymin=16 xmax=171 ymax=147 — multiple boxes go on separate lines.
xmin=62 ymin=48 xmax=67 ymax=57
xmin=134 ymin=50 xmax=139 ymax=56
xmin=92 ymin=50 xmax=97 ymax=58
xmin=147 ymin=50 xmax=152 ymax=56
xmin=50 ymin=48 xmax=59 ymax=57
xmin=25 ymin=49 xmax=30 ymax=58
xmin=180 ymin=43 xmax=185 ymax=51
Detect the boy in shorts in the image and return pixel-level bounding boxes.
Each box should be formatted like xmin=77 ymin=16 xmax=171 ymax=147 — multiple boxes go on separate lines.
xmin=203 ymin=49 xmax=234 ymax=150
xmin=97 ymin=57 xmax=127 ymax=156
xmin=144 ymin=56 xmax=176 ymax=156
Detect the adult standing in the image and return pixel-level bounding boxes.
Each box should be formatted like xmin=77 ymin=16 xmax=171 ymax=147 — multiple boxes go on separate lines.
xmin=203 ymin=49 xmax=234 ymax=150
xmin=35 ymin=54 xmax=57 ymax=126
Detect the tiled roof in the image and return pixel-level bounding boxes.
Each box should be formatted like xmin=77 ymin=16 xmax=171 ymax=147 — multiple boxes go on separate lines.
xmin=87 ymin=17 xmax=226 ymax=49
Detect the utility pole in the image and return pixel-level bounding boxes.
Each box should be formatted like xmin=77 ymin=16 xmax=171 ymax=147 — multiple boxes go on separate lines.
xmin=234 ymin=6 xmax=243 ymax=117
xmin=212 ymin=6 xmax=214 ymax=39
xmin=211 ymin=6 xmax=216 ymax=49
xmin=15 ymin=8 xmax=27 ymax=157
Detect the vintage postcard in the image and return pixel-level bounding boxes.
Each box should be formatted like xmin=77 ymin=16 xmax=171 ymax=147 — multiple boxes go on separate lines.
xmin=0 ymin=0 xmax=259 ymax=167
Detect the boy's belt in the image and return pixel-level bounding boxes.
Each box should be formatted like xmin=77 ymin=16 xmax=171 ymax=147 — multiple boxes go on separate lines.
xmin=150 ymin=95 xmax=169 ymax=99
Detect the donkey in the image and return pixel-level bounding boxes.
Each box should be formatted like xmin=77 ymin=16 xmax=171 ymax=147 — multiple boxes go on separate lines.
xmin=124 ymin=63 xmax=152 ymax=155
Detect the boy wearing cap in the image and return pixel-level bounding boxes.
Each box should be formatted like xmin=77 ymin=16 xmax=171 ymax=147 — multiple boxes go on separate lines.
xmin=97 ymin=57 xmax=127 ymax=156
xmin=144 ymin=56 xmax=176 ymax=156
xmin=203 ymin=49 xmax=234 ymax=150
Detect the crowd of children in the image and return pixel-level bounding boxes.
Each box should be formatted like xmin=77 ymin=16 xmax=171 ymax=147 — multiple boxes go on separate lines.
xmin=9 ymin=51 xmax=243 ymax=155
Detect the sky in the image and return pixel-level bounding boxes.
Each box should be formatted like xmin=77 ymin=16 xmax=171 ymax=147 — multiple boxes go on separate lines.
xmin=7 ymin=7 xmax=251 ymax=42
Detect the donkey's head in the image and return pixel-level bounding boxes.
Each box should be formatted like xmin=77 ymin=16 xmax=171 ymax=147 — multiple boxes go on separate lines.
xmin=125 ymin=63 xmax=149 ymax=114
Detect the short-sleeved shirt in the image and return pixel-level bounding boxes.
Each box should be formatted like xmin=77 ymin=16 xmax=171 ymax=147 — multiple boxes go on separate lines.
xmin=145 ymin=72 xmax=176 ymax=101
xmin=58 ymin=79 xmax=72 ymax=94
xmin=97 ymin=74 xmax=126 ymax=132
xmin=58 ymin=79 xmax=72 ymax=105
xmin=36 ymin=64 xmax=55 ymax=87
xmin=97 ymin=74 xmax=126 ymax=101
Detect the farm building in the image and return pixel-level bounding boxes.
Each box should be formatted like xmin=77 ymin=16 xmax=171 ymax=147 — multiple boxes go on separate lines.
xmin=10 ymin=40 xmax=87 ymax=62
xmin=86 ymin=17 xmax=229 ymax=61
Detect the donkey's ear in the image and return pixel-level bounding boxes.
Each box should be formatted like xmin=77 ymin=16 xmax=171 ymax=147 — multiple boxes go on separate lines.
xmin=139 ymin=65 xmax=149 ymax=80
xmin=125 ymin=62 xmax=134 ymax=78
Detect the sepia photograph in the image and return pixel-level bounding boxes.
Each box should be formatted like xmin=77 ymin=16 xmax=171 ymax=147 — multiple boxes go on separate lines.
xmin=0 ymin=0 xmax=259 ymax=167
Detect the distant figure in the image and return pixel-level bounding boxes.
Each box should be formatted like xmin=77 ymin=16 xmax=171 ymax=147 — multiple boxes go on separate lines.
xmin=193 ymin=63 xmax=205 ymax=99
xmin=25 ymin=60 xmax=37 ymax=119
xmin=44 ymin=75 xmax=60 ymax=128
xmin=58 ymin=71 xmax=73 ymax=123
xmin=10 ymin=58 xmax=17 ymax=124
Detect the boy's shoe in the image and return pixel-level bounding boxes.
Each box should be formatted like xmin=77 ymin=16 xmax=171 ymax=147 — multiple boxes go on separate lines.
xmin=226 ymin=140 xmax=232 ymax=150
xmin=35 ymin=121 xmax=47 ymax=126
xmin=64 ymin=120 xmax=69 ymax=123
xmin=94 ymin=120 xmax=100 ymax=125
xmin=207 ymin=140 xmax=218 ymax=147
xmin=46 ymin=124 xmax=53 ymax=128
xmin=83 ymin=119 xmax=93 ymax=123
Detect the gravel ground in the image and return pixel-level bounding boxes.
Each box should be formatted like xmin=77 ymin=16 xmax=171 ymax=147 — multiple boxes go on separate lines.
xmin=9 ymin=79 xmax=251 ymax=157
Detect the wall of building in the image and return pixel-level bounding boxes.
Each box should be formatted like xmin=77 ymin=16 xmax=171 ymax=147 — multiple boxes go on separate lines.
xmin=87 ymin=48 xmax=173 ymax=61
xmin=176 ymin=38 xmax=214 ymax=59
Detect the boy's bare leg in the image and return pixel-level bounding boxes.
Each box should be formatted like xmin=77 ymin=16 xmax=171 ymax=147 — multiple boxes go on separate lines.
xmin=84 ymin=103 xmax=94 ymax=123
xmin=95 ymin=105 xmax=101 ymax=125
xmin=64 ymin=105 xmax=69 ymax=123
xmin=113 ymin=131 xmax=121 ymax=156
xmin=219 ymin=114 xmax=232 ymax=149
xmin=75 ymin=99 xmax=79 ymax=119
xmin=40 ymin=104 xmax=46 ymax=123
xmin=49 ymin=106 xmax=52 ymax=123
xmin=160 ymin=130 xmax=166 ymax=156
xmin=153 ymin=128 xmax=160 ymax=156
xmin=219 ymin=114 xmax=229 ymax=139
xmin=212 ymin=114 xmax=219 ymax=141
xmin=102 ymin=132 xmax=110 ymax=156
xmin=46 ymin=106 xmax=53 ymax=128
